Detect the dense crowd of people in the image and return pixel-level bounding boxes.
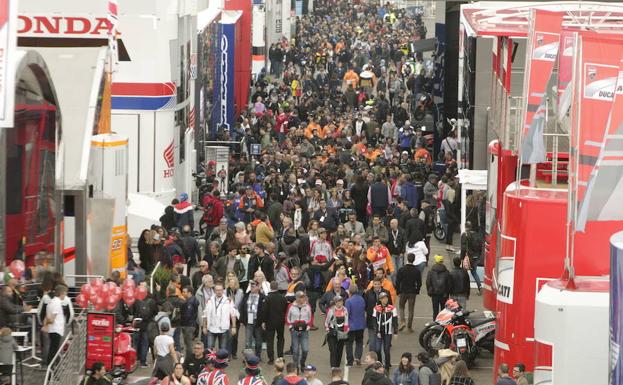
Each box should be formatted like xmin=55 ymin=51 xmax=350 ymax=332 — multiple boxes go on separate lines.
xmin=0 ymin=1 xmax=533 ymax=385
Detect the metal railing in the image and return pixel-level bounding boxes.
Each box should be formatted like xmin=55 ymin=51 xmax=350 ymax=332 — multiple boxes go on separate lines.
xmin=43 ymin=309 xmax=87 ymax=385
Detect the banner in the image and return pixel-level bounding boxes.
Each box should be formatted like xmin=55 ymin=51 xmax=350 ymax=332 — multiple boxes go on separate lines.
xmin=0 ymin=0 xmax=16 ymax=127
xmin=576 ymin=57 xmax=623 ymax=230
xmin=86 ymin=312 xmax=115 ymax=371
xmin=568 ymin=36 xmax=623 ymax=231
xmin=519 ymin=10 xmax=563 ymax=164
xmin=557 ymin=32 xmax=575 ymax=104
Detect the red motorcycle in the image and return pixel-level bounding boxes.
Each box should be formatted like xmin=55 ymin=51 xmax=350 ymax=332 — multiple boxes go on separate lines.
xmin=419 ymin=300 xmax=496 ymax=367
xmin=110 ymin=319 xmax=140 ymax=384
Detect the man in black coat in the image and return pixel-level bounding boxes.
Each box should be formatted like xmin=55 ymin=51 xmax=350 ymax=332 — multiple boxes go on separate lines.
xmin=313 ymin=198 xmax=340 ymax=233
xmin=426 ymin=255 xmax=452 ymax=320
xmin=449 ymin=256 xmax=470 ymax=309
xmin=404 ymin=208 xmax=426 ymax=243
xmin=248 ymin=243 xmax=275 ymax=282
xmin=238 ymin=281 xmax=266 ymax=358
xmin=262 ymin=281 xmax=289 ymax=364
xmin=369 ymin=176 xmax=390 ymax=217
xmin=395 ymin=254 xmax=422 ymax=332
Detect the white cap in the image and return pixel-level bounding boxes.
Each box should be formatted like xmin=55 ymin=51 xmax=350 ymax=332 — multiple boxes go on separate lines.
xmin=315 ymin=179 xmax=322 ymax=186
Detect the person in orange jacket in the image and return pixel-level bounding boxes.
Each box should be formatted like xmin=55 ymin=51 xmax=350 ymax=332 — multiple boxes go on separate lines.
xmin=366 ymin=236 xmax=395 ymax=275
xmin=366 ymin=267 xmax=397 ymax=305
xmin=239 ymin=187 xmax=264 ymax=223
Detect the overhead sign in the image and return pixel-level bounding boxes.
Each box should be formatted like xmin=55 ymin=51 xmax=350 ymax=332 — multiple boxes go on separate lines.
xmin=0 ymin=0 xmax=17 ymax=127
xmin=17 ymin=14 xmax=113 ymax=37
xmin=86 ymin=312 xmax=115 ymax=371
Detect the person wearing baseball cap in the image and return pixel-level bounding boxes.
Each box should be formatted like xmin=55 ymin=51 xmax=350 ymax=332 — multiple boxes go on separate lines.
xmin=286 ymin=291 xmax=313 ymax=371
xmin=325 ymin=294 xmax=349 ymax=369
xmin=372 ymin=290 xmax=398 ymax=371
xmin=303 ymin=365 xmax=322 ymax=385
xmin=197 ymin=349 xmax=229 ymax=385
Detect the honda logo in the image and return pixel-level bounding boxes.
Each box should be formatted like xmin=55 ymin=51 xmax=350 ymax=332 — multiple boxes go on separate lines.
xmin=163 ymin=141 xmax=174 ymax=178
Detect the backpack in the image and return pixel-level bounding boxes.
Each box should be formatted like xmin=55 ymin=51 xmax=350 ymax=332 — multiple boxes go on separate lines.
xmin=466 ymin=231 xmax=483 ymax=259
xmin=137 ymin=299 xmax=154 ymax=321
xmin=432 ymin=270 xmax=448 ymax=294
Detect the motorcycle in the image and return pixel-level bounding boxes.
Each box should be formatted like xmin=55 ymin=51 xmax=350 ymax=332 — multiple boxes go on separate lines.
xmin=419 ymin=301 xmax=496 ymax=367
xmin=110 ymin=319 xmax=141 ymax=384
xmin=432 ymin=206 xmax=446 ymax=241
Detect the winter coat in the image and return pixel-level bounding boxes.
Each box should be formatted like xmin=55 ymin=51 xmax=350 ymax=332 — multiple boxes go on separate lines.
xmin=238 ymin=292 xmax=266 ymax=326
xmin=364 ymin=371 xmax=393 ymax=385
xmin=248 ymin=253 xmax=275 ymax=282
xmin=213 ymin=256 xmax=246 ymax=281
xmin=345 ymin=293 xmax=367 ymax=331
xmin=363 ymin=288 xmax=391 ymax=329
xmin=426 ymin=263 xmax=452 ymax=297
xmin=174 ymin=201 xmax=195 ymax=229
xmin=262 ymin=291 xmax=288 ymax=329
xmin=369 ymin=182 xmax=391 ymax=211
xmin=396 ymin=264 xmax=422 ymax=295
xmin=392 ymin=367 xmax=419 ymax=385
xmin=449 ymin=267 xmax=470 ymax=298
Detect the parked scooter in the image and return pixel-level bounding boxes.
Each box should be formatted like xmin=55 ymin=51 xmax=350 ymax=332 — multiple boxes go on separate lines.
xmin=419 ymin=300 xmax=496 ymax=367
xmin=110 ymin=319 xmax=141 ymax=384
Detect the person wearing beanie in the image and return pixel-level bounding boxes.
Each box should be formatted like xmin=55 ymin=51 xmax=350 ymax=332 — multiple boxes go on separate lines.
xmin=391 ymin=353 xmax=418 ymax=385
xmin=426 ymin=255 xmax=451 ymax=320
xmin=198 ymin=349 xmax=230 ymax=385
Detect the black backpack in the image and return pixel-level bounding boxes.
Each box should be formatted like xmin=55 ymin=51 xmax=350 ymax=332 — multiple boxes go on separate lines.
xmin=466 ymin=231 xmax=483 ymax=259
xmin=137 ymin=298 xmax=154 ymax=321
xmin=423 ymin=206 xmax=435 ymax=233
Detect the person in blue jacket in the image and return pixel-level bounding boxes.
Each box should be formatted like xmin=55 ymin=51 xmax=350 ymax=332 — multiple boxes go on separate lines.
xmin=345 ymin=284 xmax=366 ymax=366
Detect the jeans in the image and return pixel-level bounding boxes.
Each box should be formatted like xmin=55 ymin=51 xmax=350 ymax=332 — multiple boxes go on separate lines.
xmin=415 ymin=262 xmax=426 ymax=276
xmin=40 ymin=331 xmax=50 ymax=365
xmin=180 ymin=326 xmax=196 ymax=355
xmin=367 ymin=328 xmax=377 ymax=352
xmin=470 ymin=262 xmax=482 ymax=289
xmin=345 ymin=329 xmax=364 ymax=365
xmin=290 ymin=330 xmax=309 ymax=369
xmin=173 ymin=328 xmax=182 ymax=352
xmin=207 ymin=331 xmax=229 ymax=351
xmin=399 ymin=293 xmax=417 ymax=328
xmin=391 ymin=254 xmax=402 ymax=285
xmin=133 ymin=327 xmax=151 ymax=365
xmin=431 ymin=295 xmax=448 ymax=320
xmin=48 ymin=332 xmax=62 ymax=365
xmin=245 ymin=323 xmax=263 ymax=356
xmin=307 ymin=291 xmax=322 ymax=317
xmin=373 ymin=333 xmax=392 ymax=369
xmin=265 ymin=326 xmax=285 ymax=361
xmin=327 ymin=334 xmax=346 ymax=368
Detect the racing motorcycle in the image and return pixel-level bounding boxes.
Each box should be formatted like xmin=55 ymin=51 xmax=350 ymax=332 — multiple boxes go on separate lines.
xmin=419 ymin=300 xmax=496 ymax=366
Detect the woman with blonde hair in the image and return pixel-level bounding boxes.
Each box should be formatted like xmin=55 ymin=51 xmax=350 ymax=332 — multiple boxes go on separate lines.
xmin=226 ymin=273 xmax=244 ymax=358
xmin=307 ymin=220 xmax=320 ymax=242
xmin=248 ymin=270 xmax=271 ymax=295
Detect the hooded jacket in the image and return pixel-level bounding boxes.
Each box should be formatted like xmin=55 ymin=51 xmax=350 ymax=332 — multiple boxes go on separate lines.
xmin=426 ymin=263 xmax=452 ymax=297
xmin=363 ymin=371 xmax=392 ymax=385
xmin=174 ymin=201 xmax=195 ymax=229
xmin=277 ymin=375 xmax=308 ymax=385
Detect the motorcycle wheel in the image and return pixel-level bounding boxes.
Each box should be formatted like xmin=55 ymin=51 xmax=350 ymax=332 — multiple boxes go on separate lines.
xmin=433 ymin=224 xmax=446 ymax=241
xmin=418 ymin=326 xmax=432 ymax=349
xmin=422 ymin=328 xmax=451 ymax=352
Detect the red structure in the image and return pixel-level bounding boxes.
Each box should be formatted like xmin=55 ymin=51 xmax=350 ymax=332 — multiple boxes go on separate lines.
xmin=224 ymin=0 xmax=251 ymax=116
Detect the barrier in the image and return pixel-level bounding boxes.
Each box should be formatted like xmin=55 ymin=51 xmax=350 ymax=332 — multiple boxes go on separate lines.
xmin=43 ymin=309 xmax=87 ymax=385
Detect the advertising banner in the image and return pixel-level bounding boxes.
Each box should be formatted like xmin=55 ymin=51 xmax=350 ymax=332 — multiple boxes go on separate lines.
xmin=0 ymin=0 xmax=16 ymax=127
xmin=610 ymin=231 xmax=623 ymax=385
xmin=212 ymin=17 xmax=237 ymax=135
xmin=576 ymin=57 xmax=623 ymax=230
xmin=519 ymin=9 xmax=563 ymax=164
xmin=86 ymin=312 xmax=115 ymax=370
xmin=568 ymin=36 xmax=622 ymax=230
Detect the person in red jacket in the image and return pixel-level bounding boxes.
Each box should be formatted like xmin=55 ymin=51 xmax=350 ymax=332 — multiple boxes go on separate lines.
xmin=202 ymin=190 xmax=224 ymax=239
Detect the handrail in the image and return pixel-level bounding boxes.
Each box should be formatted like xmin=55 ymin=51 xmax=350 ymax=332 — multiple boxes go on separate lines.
xmin=150 ymin=261 xmax=161 ymax=294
